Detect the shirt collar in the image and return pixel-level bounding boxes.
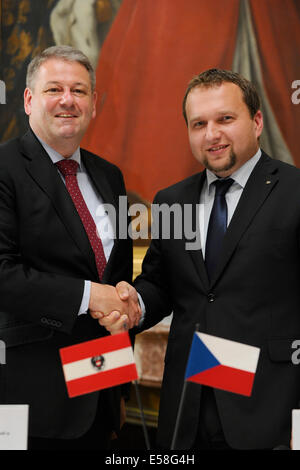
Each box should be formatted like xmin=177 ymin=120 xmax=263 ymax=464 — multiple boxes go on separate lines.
xmin=36 ymin=135 xmax=82 ymax=169
xmin=206 ymin=148 xmax=262 ymax=192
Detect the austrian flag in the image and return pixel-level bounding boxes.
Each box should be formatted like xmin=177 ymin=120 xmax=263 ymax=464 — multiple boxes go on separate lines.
xmin=185 ymin=332 xmax=260 ymax=396
xmin=59 ymin=332 xmax=138 ymax=398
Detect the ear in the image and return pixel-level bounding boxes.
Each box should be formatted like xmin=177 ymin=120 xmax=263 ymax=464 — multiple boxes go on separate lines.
xmin=92 ymin=91 xmax=97 ymax=119
xmin=253 ymin=110 xmax=263 ymax=139
xmin=24 ymin=88 xmax=33 ymax=116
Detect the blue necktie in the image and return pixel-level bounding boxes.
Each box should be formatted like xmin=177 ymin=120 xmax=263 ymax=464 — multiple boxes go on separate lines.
xmin=205 ymin=178 xmax=234 ymax=281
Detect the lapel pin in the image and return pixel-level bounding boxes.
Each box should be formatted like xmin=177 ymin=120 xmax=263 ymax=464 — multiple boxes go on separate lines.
xmin=265 ymin=180 xmax=271 ymax=184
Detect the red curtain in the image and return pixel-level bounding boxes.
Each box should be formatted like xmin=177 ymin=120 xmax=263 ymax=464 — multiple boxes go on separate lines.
xmin=250 ymin=0 xmax=300 ymax=165
xmin=82 ymin=0 xmax=240 ymax=201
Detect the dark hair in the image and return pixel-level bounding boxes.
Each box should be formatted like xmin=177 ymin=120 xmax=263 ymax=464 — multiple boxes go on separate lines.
xmin=26 ymin=45 xmax=95 ymax=91
xmin=182 ymin=68 xmax=260 ymax=124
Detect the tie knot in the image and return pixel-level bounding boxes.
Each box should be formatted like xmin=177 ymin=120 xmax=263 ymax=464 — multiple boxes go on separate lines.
xmin=56 ymin=159 xmax=79 ymax=177
xmin=214 ymin=178 xmax=234 ymax=197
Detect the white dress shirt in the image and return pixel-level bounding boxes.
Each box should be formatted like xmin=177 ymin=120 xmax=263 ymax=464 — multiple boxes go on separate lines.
xmin=200 ymin=149 xmax=262 ymax=257
xmin=37 ymin=138 xmax=114 ymax=315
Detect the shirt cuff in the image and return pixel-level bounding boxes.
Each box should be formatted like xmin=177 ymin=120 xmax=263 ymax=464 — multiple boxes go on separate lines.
xmin=78 ymin=280 xmax=91 ymax=315
xmin=137 ymin=292 xmax=146 ymax=325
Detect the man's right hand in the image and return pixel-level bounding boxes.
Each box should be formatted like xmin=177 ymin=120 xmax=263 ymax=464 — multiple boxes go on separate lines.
xmin=115 ymin=281 xmax=141 ymax=328
xmin=89 ymin=282 xmax=141 ymax=332
xmin=89 ymin=282 xmax=128 ymax=317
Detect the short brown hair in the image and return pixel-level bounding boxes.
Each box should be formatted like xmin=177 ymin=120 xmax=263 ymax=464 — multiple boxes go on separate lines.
xmin=182 ymin=68 xmax=260 ymax=124
xmin=26 ymin=45 xmax=96 ymax=91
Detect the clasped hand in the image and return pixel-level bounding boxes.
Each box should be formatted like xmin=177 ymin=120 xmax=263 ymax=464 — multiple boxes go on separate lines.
xmin=89 ymin=281 xmax=141 ymax=334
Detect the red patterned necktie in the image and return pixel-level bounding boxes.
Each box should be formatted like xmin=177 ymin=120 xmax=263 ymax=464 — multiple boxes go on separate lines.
xmin=56 ymin=159 xmax=106 ymax=280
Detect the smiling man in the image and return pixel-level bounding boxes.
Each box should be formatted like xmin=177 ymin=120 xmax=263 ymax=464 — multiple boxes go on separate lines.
xmin=24 ymin=57 xmax=97 ymax=155
xmin=184 ymin=79 xmax=263 ymax=177
xmin=99 ymin=69 xmax=300 ymax=450
xmin=0 ymin=46 xmax=138 ymax=450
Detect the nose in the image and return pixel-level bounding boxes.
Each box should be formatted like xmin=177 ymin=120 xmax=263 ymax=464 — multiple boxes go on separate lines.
xmin=59 ymin=89 xmax=75 ymax=107
xmin=205 ymin=122 xmax=221 ymax=142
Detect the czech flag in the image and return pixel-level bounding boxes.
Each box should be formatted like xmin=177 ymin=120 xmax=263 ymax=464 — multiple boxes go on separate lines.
xmin=59 ymin=332 xmax=138 ymax=398
xmin=185 ymin=332 xmax=260 ymax=396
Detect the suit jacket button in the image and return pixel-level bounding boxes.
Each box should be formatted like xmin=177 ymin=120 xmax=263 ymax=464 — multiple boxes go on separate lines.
xmin=208 ymin=293 xmax=215 ymax=302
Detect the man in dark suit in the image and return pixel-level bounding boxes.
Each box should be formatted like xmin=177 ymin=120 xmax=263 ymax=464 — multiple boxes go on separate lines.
xmin=99 ymin=69 xmax=300 ymax=450
xmin=0 ymin=45 xmax=140 ymax=450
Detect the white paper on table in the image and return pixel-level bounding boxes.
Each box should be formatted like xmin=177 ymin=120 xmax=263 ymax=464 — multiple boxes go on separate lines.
xmin=0 ymin=405 xmax=29 ymax=450
xmin=292 ymin=409 xmax=300 ymax=450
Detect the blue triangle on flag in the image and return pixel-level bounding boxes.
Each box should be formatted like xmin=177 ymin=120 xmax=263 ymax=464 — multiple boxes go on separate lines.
xmin=185 ymin=333 xmax=220 ymax=379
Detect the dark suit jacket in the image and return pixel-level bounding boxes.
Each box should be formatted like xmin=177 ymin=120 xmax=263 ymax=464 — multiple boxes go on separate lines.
xmin=0 ymin=129 xmax=132 ymax=439
xmin=135 ymin=151 xmax=300 ymax=450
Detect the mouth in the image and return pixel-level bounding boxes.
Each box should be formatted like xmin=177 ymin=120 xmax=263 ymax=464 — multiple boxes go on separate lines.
xmin=207 ymin=144 xmax=229 ymax=155
xmin=55 ymin=114 xmax=78 ymax=119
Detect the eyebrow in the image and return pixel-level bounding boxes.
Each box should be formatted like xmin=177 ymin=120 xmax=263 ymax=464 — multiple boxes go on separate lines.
xmin=189 ymin=110 xmax=237 ymax=122
xmin=216 ymin=110 xmax=237 ymax=116
xmin=44 ymin=81 xmax=89 ymax=88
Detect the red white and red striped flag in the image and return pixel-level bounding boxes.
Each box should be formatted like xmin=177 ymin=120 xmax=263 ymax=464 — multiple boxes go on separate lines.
xmin=59 ymin=332 xmax=138 ymax=398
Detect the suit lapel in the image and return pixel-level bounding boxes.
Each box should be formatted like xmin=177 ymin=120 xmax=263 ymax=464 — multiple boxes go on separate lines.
xmin=20 ymin=130 xmax=99 ymax=279
xmin=210 ymin=152 xmax=279 ymax=287
xmin=81 ymin=151 xmax=117 ymax=207
xmin=180 ymin=171 xmax=210 ymax=291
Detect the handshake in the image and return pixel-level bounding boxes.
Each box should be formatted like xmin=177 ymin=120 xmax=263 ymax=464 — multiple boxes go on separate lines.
xmin=88 ymin=281 xmax=142 ymax=334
